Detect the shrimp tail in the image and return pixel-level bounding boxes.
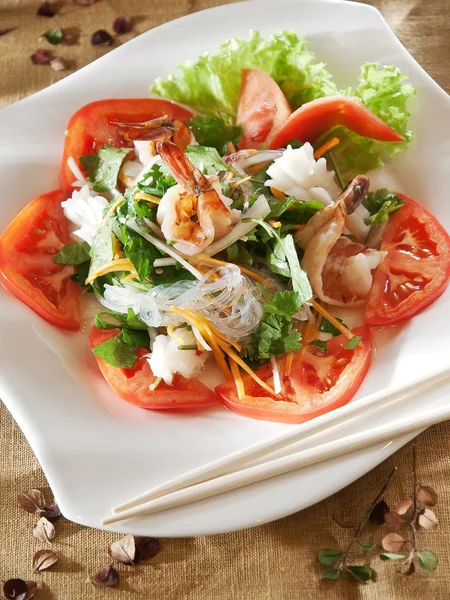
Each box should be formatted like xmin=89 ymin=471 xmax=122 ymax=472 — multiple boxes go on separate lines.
xmin=339 ymin=174 xmax=370 ymax=215
xmin=157 ymin=140 xmax=197 ymax=191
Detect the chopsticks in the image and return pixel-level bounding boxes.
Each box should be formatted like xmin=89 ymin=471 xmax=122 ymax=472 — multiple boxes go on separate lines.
xmin=108 ymin=368 xmax=450 ymax=519
xmin=103 ymin=395 xmax=450 ymax=525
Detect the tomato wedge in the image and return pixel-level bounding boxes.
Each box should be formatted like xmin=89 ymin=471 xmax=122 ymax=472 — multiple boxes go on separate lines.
xmin=267 ymin=95 xmax=404 ymax=149
xmin=365 ymin=195 xmax=450 ymax=326
xmin=0 ymin=189 xmax=80 ymax=331
xmin=216 ymin=326 xmax=371 ymax=423
xmin=89 ymin=326 xmax=218 ymax=410
xmin=61 ymin=98 xmax=194 ymax=190
xmin=236 ymin=69 xmax=292 ymax=150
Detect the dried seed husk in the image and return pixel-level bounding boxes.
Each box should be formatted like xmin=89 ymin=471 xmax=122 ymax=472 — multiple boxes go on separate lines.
xmin=24 ymin=581 xmax=38 ymax=600
xmin=92 ymin=565 xmax=120 ymax=588
xmin=135 ymin=537 xmax=160 ymax=561
xmin=37 ymin=1 xmax=56 ymax=17
xmin=369 ymin=499 xmax=389 ymax=525
xmin=384 ymin=511 xmax=405 ymax=533
xmin=33 ymin=549 xmax=58 ymax=573
xmin=91 ymin=29 xmax=113 ymax=45
xmin=33 ymin=516 xmax=55 ymax=543
xmin=3 ymin=579 xmax=28 ymax=600
xmin=381 ymin=532 xmax=406 ymax=552
xmin=418 ymin=508 xmax=438 ymax=530
xmin=42 ymin=502 xmax=61 ymax=522
xmin=108 ymin=534 xmax=135 ymax=564
xmin=395 ymin=499 xmax=413 ymax=515
xmin=113 ymin=16 xmax=133 ymax=34
xmin=18 ymin=489 xmax=46 ymax=513
xmin=31 ymin=49 xmax=53 ymax=65
xmin=418 ymin=485 xmax=438 ymax=507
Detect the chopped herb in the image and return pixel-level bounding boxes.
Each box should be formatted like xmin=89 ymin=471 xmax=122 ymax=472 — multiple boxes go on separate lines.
xmin=138 ymin=164 xmax=176 ymax=198
xmin=92 ymin=328 xmax=150 ymax=369
xmin=120 ymin=224 xmax=162 ymax=281
xmin=185 ymin=144 xmax=231 ymax=175
xmin=187 ymin=115 xmax=243 ymax=154
xmin=363 ymin=189 xmax=404 ymax=226
xmin=53 ymin=241 xmax=91 ymax=265
xmin=80 ymin=145 xmax=130 ymax=192
xmin=252 ymin=291 xmax=302 ymax=361
xmin=320 ymin=316 xmax=347 ymax=337
xmin=94 ymin=309 xmax=147 ymax=331
xmin=345 ymin=335 xmax=361 ymax=350
xmin=310 ymin=339 xmax=328 ymax=353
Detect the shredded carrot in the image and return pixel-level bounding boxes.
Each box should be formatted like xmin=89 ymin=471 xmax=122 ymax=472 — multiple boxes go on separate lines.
xmin=86 ymin=258 xmax=137 ymax=285
xmin=170 ymin=307 xmax=232 ymax=379
xmin=230 ymin=361 xmax=246 ymax=400
xmin=268 ymin=219 xmax=282 ymax=229
xmin=314 ymin=137 xmax=340 ymax=160
xmin=310 ymin=299 xmax=353 ymax=339
xmin=270 ymin=187 xmax=286 ymax=200
xmin=105 ymin=196 xmax=126 ymax=219
xmin=134 ymin=191 xmax=160 ymax=204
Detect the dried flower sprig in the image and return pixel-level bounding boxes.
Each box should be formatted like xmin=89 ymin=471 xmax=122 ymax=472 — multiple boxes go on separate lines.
xmin=379 ymin=445 xmax=438 ymax=574
xmin=318 ymin=467 xmax=397 ymax=583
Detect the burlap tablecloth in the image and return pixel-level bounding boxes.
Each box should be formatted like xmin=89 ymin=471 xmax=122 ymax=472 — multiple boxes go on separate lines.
xmin=0 ymin=0 xmax=449 ymax=597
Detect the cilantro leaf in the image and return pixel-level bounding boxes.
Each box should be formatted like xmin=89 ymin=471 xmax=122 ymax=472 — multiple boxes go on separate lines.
xmin=94 ymin=309 xmax=148 ymax=331
xmin=120 ymin=224 xmax=162 ymax=281
xmin=92 ymin=331 xmax=140 ymax=368
xmin=252 ymin=291 xmax=302 ymax=361
xmin=263 ymin=290 xmax=301 ymax=319
xmin=345 ymin=336 xmax=361 ymax=350
xmin=319 ymin=317 xmax=346 ymax=337
xmin=185 ymin=145 xmax=230 ymax=175
xmin=71 ymin=261 xmax=90 ymax=288
xmin=363 ymin=189 xmax=404 ymax=226
xmin=80 ymin=145 xmax=130 ymax=192
xmin=54 ymin=241 xmax=91 ymax=265
xmin=187 ymin=115 xmax=243 ymax=154
xmin=138 ymin=164 xmax=176 ymax=198
xmin=310 ymin=339 xmax=328 ymax=353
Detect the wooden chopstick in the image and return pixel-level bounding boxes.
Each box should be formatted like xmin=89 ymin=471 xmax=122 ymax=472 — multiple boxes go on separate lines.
xmin=109 ymin=367 xmax=450 ymax=518
xmin=103 ymin=388 xmax=450 ymax=525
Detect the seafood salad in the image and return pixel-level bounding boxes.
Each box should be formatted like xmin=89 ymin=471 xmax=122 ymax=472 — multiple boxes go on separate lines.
xmin=1 ymin=31 xmax=449 ymax=424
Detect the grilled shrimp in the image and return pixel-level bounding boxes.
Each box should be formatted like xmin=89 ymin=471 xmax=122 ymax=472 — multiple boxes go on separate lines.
xmin=300 ymin=176 xmax=386 ymax=307
xmin=156 ymin=141 xmax=233 ymax=255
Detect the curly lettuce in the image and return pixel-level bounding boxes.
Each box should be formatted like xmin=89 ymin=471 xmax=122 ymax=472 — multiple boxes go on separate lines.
xmin=152 ymin=33 xmax=416 ymax=182
xmin=151 ymin=30 xmax=337 ymax=118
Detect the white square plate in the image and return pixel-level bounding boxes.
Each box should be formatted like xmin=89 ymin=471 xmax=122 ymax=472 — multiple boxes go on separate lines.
xmin=0 ymin=0 xmax=449 ymax=536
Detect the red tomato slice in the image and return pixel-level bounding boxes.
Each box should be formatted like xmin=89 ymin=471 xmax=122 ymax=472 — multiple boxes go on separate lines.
xmin=61 ymin=99 xmax=194 ymax=190
xmin=236 ymin=69 xmax=292 ymax=150
xmin=89 ymin=326 xmax=218 ymax=410
xmin=365 ymin=195 xmax=450 ymax=326
xmin=267 ymin=95 xmax=404 ymax=149
xmin=216 ymin=326 xmax=371 ymax=424
xmin=0 ymin=189 xmax=80 ymax=331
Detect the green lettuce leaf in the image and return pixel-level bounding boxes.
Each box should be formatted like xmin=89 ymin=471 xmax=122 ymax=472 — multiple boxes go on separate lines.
xmin=151 ymin=30 xmax=337 ymax=118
